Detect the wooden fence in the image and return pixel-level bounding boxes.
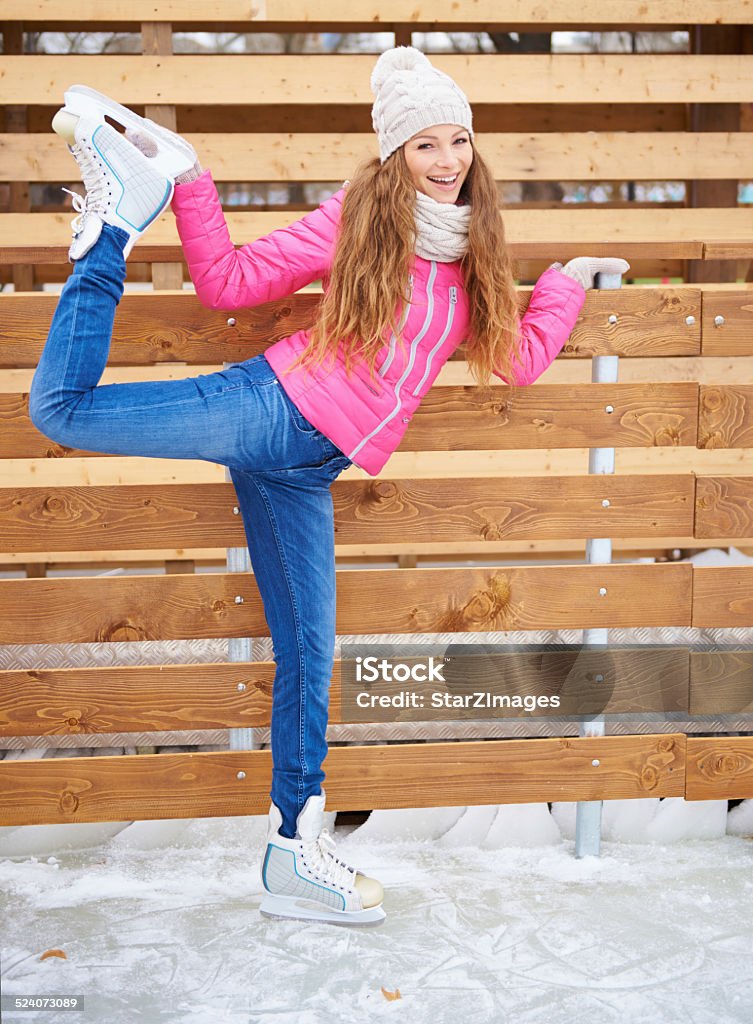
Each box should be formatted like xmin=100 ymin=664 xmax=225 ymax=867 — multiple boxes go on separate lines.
xmin=1 ymin=5 xmax=753 ymax=832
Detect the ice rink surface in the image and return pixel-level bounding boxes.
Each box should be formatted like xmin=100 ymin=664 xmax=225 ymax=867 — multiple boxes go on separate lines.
xmin=2 ymin=799 xmax=753 ymax=1024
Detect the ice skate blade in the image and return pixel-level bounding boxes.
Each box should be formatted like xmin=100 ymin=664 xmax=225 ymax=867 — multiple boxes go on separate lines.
xmin=61 ymin=84 xmax=196 ymax=180
xmin=259 ymin=893 xmax=386 ymax=927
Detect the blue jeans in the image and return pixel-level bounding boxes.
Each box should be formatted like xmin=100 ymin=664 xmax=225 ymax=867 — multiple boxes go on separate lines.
xmin=29 ymin=223 xmax=352 ymax=839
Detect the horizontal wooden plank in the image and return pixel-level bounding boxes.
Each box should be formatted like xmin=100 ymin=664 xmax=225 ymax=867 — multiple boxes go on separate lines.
xmin=701 ymin=289 xmax=753 ymax=357
xmin=4 ymin=0 xmax=752 ymax=25
xmin=2 ymin=56 xmax=751 ymax=108
xmin=0 ymin=563 xmax=693 ymax=644
xmin=6 ymin=441 xmax=753 ymax=491
xmin=0 ymin=734 xmax=687 ymax=826
xmin=686 ymin=736 xmax=753 ymax=800
xmin=334 ymin=475 xmax=696 ymax=543
xmin=0 ymin=648 xmax=689 ymax=737
xmin=5 ymin=207 xmax=740 ymax=264
xmin=2 ymin=257 xmax=696 ymax=287
xmin=698 ymin=385 xmax=753 ymax=448
xmin=2 ymin=383 xmax=700 ymax=459
xmin=691 ymin=565 xmax=753 ymax=627
xmin=0 ymin=291 xmax=319 ymax=367
xmin=409 ymin=383 xmax=700 ymax=451
xmin=689 ymin=650 xmax=753 ymax=716
xmin=704 ymin=241 xmax=753 ymax=260
xmin=3 ymin=131 xmax=751 ymax=182
xmin=0 ymin=287 xmax=703 ymax=368
xmin=0 ymin=663 xmax=276 ymax=736
xmin=0 ymin=475 xmax=696 ymax=552
xmin=694 ymin=476 xmax=753 ymax=537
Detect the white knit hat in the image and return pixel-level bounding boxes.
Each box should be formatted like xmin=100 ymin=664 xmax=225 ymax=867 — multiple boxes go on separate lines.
xmin=370 ymin=46 xmax=474 ymax=163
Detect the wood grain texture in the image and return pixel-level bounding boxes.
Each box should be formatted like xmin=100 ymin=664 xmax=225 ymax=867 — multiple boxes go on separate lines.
xmin=1 ymin=383 xmax=700 ymax=459
xmin=3 ymin=132 xmax=750 ymax=183
xmin=9 ymin=208 xmax=753 ymax=265
xmin=331 ymin=476 xmax=695 ymax=544
xmin=691 ymin=565 xmax=753 ymax=627
xmin=694 ymin=476 xmax=753 ymax=538
xmin=699 ymin=385 xmax=753 ymax=449
xmin=689 ymin=650 xmax=753 ymax=716
xmin=0 ymin=475 xmax=695 ymax=552
xmin=0 ymin=663 xmax=279 ymax=736
xmin=0 ymin=563 xmax=692 ymax=644
xmin=4 ymin=1 xmax=750 ymax=24
xmin=686 ymin=736 xmax=753 ymax=800
xmin=409 ymin=383 xmax=699 ymax=451
xmin=0 ymin=573 xmax=264 ymax=644
xmin=0 ymin=647 xmax=689 ymax=737
xmin=0 ymin=291 xmax=320 ymax=367
xmin=0 ymin=734 xmax=687 ymax=826
xmin=3 ymin=56 xmax=751 ymax=106
xmin=0 ymin=288 xmax=702 ymax=368
xmin=701 ymin=290 xmax=753 ymax=357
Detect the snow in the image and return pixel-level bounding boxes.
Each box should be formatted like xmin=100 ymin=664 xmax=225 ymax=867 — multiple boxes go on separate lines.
xmin=2 ymin=803 xmax=753 ymax=1023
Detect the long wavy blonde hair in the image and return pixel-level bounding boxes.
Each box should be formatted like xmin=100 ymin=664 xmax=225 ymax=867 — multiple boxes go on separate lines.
xmin=283 ymin=140 xmax=522 ymax=389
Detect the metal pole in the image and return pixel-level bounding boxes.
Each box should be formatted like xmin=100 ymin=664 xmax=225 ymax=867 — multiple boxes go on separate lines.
xmin=226 ymin=527 xmax=258 ymax=752
xmin=574 ymin=271 xmax=622 ymax=858
xmin=224 ymin=358 xmax=259 ymax=753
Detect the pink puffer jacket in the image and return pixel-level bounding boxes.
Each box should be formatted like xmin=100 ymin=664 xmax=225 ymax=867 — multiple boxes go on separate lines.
xmin=171 ymin=170 xmax=586 ymax=476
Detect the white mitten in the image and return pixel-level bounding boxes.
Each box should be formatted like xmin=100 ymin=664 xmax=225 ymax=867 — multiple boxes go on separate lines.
xmin=550 ymin=257 xmax=630 ymax=290
xmin=125 ymin=128 xmax=203 ymax=184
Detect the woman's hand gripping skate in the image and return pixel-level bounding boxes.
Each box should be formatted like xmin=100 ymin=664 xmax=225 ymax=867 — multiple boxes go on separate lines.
xmin=125 ymin=127 xmax=203 ymax=185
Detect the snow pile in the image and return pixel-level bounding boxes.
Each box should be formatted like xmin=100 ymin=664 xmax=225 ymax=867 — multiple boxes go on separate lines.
xmin=1 ymin=798 xmax=749 ymax=860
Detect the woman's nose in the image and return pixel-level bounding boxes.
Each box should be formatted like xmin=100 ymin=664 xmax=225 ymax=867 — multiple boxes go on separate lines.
xmin=434 ymin=147 xmax=456 ymax=167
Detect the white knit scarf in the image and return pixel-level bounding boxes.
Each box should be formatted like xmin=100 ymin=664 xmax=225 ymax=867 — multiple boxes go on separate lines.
xmin=413 ymin=189 xmax=471 ymax=262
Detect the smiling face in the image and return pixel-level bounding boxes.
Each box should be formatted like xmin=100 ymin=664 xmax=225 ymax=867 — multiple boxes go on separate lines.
xmin=402 ymin=124 xmax=474 ymax=203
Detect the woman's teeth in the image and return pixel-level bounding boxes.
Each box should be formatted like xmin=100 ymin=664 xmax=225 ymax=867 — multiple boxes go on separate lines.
xmin=428 ymin=175 xmax=458 ymax=185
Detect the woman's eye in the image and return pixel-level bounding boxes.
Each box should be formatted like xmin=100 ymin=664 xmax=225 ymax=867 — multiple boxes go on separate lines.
xmin=416 ymin=138 xmax=466 ymax=150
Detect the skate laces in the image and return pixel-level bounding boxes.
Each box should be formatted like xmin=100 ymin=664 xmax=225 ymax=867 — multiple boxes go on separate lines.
xmin=61 ymin=136 xmax=111 ymax=233
xmin=303 ymin=828 xmax=356 ymax=890
xmin=60 ymin=188 xmax=91 ymax=237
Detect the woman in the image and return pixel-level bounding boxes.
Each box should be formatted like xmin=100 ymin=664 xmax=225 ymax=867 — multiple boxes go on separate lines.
xmin=30 ymin=47 xmax=628 ymax=927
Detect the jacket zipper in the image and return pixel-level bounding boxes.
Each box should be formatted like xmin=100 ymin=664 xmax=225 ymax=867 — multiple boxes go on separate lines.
xmin=348 ymin=262 xmax=437 ymax=462
xmin=378 ymin=273 xmax=414 ymax=379
xmin=411 ymin=286 xmax=457 ymax=396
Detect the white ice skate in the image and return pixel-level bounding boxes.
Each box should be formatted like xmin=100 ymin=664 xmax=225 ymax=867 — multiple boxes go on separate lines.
xmin=57 ymin=84 xmax=197 ymax=181
xmin=259 ymin=790 xmax=386 ymax=926
xmin=51 ymin=109 xmax=174 ymax=261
